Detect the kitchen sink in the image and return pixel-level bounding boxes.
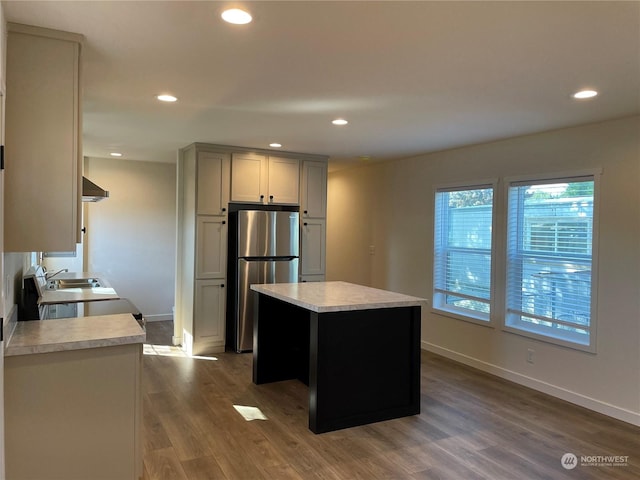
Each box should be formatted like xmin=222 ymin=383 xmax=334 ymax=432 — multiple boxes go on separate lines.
xmin=46 ymin=278 xmax=103 ymax=290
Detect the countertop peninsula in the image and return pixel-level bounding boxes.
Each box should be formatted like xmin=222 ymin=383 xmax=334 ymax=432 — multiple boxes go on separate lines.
xmin=5 ymin=314 xmax=146 ymax=356
xmin=250 ymin=281 xmax=426 ymax=313
xmin=5 ymin=314 xmax=145 ymax=479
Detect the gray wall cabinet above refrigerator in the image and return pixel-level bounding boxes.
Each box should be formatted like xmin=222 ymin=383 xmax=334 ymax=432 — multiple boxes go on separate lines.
xmin=230 ymin=153 xmax=300 ymax=205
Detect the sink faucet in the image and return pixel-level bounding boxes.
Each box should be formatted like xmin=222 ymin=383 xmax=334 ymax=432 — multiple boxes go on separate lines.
xmin=45 ymin=268 xmax=68 ymax=280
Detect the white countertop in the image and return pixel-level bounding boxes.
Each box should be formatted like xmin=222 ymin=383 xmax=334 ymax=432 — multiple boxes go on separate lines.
xmin=250 ymin=281 xmax=426 ymax=313
xmin=5 ymin=314 xmax=146 ymax=356
xmin=38 ymin=271 xmax=120 ymax=305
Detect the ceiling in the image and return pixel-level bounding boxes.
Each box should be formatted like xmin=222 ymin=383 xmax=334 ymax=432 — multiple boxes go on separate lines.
xmin=3 ymin=1 xmax=639 ymax=170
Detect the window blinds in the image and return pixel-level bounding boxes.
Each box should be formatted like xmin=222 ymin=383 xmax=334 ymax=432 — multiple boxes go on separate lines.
xmin=505 ymin=178 xmax=595 ymax=346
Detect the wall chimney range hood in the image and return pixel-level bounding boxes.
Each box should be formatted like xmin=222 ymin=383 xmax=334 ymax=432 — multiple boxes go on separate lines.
xmin=82 ymin=176 xmax=109 ymax=202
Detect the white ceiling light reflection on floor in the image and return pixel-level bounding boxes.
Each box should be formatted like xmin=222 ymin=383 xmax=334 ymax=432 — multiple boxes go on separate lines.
xmin=233 ymin=405 xmax=268 ymax=422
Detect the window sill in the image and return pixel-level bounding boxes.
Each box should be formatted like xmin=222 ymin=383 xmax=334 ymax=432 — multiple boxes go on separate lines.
xmin=431 ymin=307 xmax=493 ymax=328
xmin=502 ymin=323 xmax=595 ymax=353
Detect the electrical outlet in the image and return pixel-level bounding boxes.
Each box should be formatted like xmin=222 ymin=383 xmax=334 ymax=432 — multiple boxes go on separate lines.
xmin=527 ymin=348 xmax=535 ymax=364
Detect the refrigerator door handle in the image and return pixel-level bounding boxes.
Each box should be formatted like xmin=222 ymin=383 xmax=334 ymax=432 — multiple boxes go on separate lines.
xmin=241 ymin=256 xmax=298 ymax=261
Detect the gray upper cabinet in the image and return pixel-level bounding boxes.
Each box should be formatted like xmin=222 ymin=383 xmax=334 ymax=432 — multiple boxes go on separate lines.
xmin=4 ymin=24 xmax=83 ymax=252
xmin=301 ymin=160 xmax=327 ymax=219
xmin=197 ymin=151 xmax=230 ymax=216
xmin=267 ymin=156 xmax=300 ymax=205
xmin=229 ymin=152 xmax=265 ymax=203
xmin=230 ymin=153 xmax=300 ymax=205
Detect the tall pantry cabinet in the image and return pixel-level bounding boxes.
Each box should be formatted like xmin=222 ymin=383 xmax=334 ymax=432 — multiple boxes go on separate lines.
xmin=175 ymin=146 xmax=230 ymax=356
xmin=175 ymin=143 xmax=328 ymax=355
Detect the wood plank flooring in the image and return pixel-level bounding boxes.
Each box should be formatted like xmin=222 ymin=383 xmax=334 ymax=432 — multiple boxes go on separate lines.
xmin=142 ymin=321 xmax=640 ymax=479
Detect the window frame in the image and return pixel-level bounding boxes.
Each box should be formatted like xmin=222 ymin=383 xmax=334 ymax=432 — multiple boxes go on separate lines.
xmin=432 ymin=180 xmax=498 ymax=327
xmin=502 ymin=170 xmax=601 ymax=352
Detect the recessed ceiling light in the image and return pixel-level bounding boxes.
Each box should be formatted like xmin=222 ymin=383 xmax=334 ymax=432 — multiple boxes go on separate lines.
xmin=573 ymin=89 xmax=598 ymax=99
xmin=332 ymin=118 xmax=348 ymax=126
xmin=156 ymin=94 xmax=177 ymax=102
xmin=222 ymin=8 xmax=252 ymax=25
xmin=110 ymin=152 xmax=123 ymax=157
xmin=269 ymin=143 xmax=282 ymax=148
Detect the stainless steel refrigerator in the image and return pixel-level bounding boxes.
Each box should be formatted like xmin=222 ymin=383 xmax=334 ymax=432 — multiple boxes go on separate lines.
xmin=232 ymin=209 xmax=299 ymax=352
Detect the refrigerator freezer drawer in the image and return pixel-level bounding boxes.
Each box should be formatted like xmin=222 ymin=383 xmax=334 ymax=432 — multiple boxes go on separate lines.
xmin=236 ymin=258 xmax=299 ymax=352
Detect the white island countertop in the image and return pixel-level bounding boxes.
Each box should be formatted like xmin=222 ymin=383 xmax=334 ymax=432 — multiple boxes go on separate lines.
xmin=251 ymin=281 xmax=426 ymax=313
xmin=5 ymin=314 xmax=146 ymax=357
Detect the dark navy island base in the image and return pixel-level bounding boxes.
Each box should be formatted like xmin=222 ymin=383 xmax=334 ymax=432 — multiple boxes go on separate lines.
xmin=251 ymin=282 xmax=423 ymax=434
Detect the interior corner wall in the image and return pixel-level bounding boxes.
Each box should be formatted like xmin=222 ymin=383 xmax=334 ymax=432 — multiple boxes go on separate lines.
xmin=326 ymin=116 xmax=640 ymax=426
xmin=84 ymin=157 xmax=176 ymax=321
xmin=326 ymin=163 xmax=383 ymax=286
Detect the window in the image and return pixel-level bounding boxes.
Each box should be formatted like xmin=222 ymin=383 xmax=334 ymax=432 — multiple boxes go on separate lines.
xmin=432 ymin=172 xmax=599 ymax=351
xmin=433 ymin=185 xmax=494 ymax=322
xmin=505 ymin=176 xmax=596 ymax=348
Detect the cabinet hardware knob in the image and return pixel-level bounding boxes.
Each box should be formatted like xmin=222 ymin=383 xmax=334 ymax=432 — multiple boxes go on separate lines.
xmin=221 ymin=284 xmax=225 ymax=288
xmin=303 ymin=222 xmax=308 ymax=226
xmin=222 ymin=207 xmax=226 ymax=212
xmin=81 ymin=227 xmax=86 ymax=233
xmin=260 ymin=195 xmax=264 ymax=200
xmin=303 ymin=210 xmax=308 ymax=214
xmin=222 ymin=221 xmax=226 ymax=225
xmin=270 ymin=195 xmax=274 ymax=200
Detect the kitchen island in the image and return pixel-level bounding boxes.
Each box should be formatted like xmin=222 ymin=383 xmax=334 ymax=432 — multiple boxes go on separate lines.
xmin=4 ymin=314 xmax=145 ymax=480
xmin=251 ymin=281 xmax=424 ymax=433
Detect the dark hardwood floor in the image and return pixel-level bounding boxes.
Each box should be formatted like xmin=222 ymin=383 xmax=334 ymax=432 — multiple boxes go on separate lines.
xmin=144 ymin=319 xmax=176 ymax=346
xmin=142 ymin=321 xmax=640 ymax=479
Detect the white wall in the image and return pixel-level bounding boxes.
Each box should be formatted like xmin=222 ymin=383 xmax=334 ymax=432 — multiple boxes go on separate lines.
xmin=326 ymin=164 xmax=382 ymax=284
xmin=326 ymin=116 xmax=640 ymax=425
xmin=84 ymin=157 xmax=176 ymax=321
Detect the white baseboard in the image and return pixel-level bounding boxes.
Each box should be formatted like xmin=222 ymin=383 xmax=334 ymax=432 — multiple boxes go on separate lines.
xmin=422 ymin=341 xmax=640 ymax=427
xmin=182 ymin=330 xmax=193 ymax=356
xmin=144 ymin=313 xmax=173 ymax=322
